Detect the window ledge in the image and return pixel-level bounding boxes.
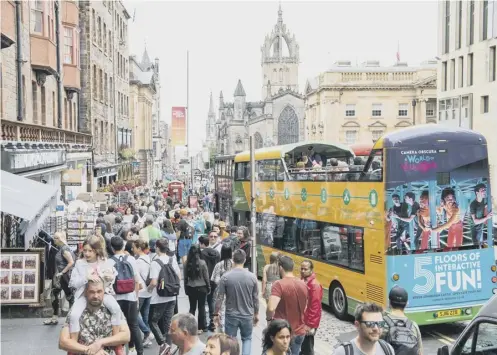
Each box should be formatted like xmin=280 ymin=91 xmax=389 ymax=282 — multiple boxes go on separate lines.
xmin=371 ymin=116 xmax=384 ymax=119
xmin=345 ymin=116 xmax=357 ymax=119
xmin=397 ymin=116 xmax=410 ymax=119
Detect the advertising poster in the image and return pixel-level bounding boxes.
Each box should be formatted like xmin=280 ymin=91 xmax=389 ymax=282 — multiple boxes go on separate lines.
xmin=0 ymin=252 xmax=41 ymax=304
xmin=387 ymin=248 xmax=495 ymax=308
xmin=385 ymin=143 xmax=495 ymax=309
xmin=385 ymin=148 xmax=493 ymax=253
xmin=171 ymin=107 xmax=186 ymax=146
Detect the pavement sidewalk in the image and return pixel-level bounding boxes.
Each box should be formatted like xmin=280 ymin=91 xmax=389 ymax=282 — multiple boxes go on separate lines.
xmin=1 ymin=281 xmax=329 ymax=354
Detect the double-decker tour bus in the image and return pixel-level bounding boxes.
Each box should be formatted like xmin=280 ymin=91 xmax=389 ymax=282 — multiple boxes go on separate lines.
xmin=233 ymin=125 xmax=496 ymax=325
xmin=214 ymin=155 xmax=235 ymax=224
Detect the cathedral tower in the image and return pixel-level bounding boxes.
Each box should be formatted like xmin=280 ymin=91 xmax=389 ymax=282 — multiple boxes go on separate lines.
xmin=261 ymin=4 xmax=299 ymax=98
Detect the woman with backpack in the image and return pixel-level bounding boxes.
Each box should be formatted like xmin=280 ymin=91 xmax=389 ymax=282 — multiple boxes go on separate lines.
xmin=147 ymin=238 xmax=181 ymax=354
xmin=210 ymin=244 xmax=233 ymax=332
xmin=43 ymin=231 xmax=75 ymax=326
xmin=262 ymin=252 xmax=281 ymax=305
xmin=184 ymin=244 xmax=211 ymax=334
xmin=132 ymin=239 xmax=154 ymax=348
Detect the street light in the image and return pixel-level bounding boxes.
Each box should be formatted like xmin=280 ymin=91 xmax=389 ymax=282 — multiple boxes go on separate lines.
xmin=412 ymin=99 xmax=417 ymax=126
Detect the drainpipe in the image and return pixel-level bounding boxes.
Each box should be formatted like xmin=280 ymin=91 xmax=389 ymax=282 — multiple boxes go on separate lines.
xmin=15 ymin=1 xmax=23 ymax=121
xmin=55 ymin=0 xmax=63 ymax=128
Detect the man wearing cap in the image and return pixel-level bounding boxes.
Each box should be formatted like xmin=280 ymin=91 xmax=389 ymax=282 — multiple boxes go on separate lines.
xmin=218 ymin=221 xmax=229 ymax=240
xmin=382 ymin=286 xmax=422 ymax=354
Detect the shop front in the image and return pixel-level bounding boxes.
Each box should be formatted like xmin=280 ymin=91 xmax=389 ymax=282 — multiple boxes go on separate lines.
xmin=117 ymin=161 xmax=137 ymax=182
xmin=1 ymin=144 xmax=67 ymax=200
xmin=93 ymin=164 xmax=118 ymax=190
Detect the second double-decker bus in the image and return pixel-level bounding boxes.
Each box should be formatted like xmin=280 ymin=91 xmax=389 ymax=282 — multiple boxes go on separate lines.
xmin=233 ymin=125 xmax=496 ymax=325
xmin=214 ymin=155 xmax=235 ymax=224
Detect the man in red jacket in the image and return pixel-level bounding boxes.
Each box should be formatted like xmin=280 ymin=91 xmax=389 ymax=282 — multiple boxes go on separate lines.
xmin=300 ymin=260 xmax=323 ymax=355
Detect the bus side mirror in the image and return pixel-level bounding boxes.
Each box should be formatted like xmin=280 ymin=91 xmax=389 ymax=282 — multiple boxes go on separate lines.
xmin=437 ymin=345 xmax=450 ymax=355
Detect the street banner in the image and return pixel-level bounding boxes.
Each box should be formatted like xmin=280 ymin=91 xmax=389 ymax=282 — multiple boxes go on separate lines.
xmin=171 ymin=107 xmax=186 ymax=146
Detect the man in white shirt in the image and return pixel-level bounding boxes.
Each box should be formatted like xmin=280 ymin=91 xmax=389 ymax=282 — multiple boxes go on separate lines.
xmin=147 ymin=239 xmax=181 ymax=355
xmin=108 ymin=236 xmax=143 ymax=355
xmin=132 ymin=239 xmax=154 ymax=348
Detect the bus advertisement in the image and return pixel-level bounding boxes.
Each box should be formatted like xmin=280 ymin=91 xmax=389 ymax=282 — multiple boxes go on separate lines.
xmin=383 ymin=129 xmax=495 ymax=322
xmin=232 ymin=125 xmax=496 ymax=325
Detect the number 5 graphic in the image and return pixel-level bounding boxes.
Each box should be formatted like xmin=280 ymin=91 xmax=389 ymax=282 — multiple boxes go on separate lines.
xmin=413 ymin=256 xmax=435 ymax=295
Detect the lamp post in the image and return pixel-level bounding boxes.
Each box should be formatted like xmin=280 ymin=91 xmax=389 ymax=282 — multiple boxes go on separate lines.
xmin=412 ymin=99 xmax=417 ymax=126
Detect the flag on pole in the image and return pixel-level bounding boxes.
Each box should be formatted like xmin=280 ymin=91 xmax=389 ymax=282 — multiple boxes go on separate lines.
xmin=396 ymin=41 xmax=400 ymax=62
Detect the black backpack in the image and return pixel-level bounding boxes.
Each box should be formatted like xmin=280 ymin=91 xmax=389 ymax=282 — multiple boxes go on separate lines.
xmin=137 ymin=257 xmax=152 ymax=286
xmin=222 ymin=235 xmax=240 ymax=252
xmin=383 ymin=315 xmax=419 ymax=355
xmin=155 ymin=257 xmax=180 ymax=297
xmin=340 ymin=339 xmax=393 ymax=355
xmin=111 ymin=255 xmax=135 ymax=294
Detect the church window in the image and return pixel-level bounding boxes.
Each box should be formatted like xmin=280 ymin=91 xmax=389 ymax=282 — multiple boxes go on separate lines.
xmin=277 ymin=106 xmax=299 ymax=144
xmin=279 ymin=68 xmax=283 ymax=82
xmin=254 ymin=132 xmax=263 ymax=149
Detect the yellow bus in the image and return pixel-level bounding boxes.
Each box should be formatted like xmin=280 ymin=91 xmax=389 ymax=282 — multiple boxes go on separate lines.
xmin=233 ymin=125 xmax=496 ymax=325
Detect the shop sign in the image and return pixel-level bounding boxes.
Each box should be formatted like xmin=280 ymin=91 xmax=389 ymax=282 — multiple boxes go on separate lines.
xmin=1 ymin=150 xmax=66 ymax=174
xmin=61 ymin=169 xmax=82 ymax=186
xmin=95 ymin=166 xmax=118 ymax=178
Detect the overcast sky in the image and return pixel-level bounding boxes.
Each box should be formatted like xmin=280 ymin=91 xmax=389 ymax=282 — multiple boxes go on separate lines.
xmin=124 ymin=0 xmax=438 ymax=156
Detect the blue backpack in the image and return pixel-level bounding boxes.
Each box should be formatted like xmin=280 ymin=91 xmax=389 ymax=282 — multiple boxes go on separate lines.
xmin=111 ymin=255 xmax=135 ymax=294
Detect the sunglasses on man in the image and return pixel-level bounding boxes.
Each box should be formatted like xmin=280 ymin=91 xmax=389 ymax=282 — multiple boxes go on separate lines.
xmin=359 ymin=320 xmax=387 ymax=328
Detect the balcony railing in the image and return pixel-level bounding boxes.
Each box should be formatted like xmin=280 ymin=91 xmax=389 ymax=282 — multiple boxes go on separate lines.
xmin=1 ymin=120 xmax=92 ymax=145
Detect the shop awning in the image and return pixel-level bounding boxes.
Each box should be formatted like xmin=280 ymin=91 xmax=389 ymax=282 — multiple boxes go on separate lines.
xmin=1 ymin=170 xmax=58 ymax=248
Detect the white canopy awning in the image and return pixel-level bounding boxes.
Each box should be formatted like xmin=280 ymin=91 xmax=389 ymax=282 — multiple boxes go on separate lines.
xmin=1 ymin=170 xmax=58 ymax=248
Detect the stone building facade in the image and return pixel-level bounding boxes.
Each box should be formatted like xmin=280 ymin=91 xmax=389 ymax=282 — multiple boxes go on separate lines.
xmin=304 ymin=60 xmax=437 ymax=144
xmin=129 ymin=53 xmax=158 ymax=186
xmin=159 ymin=120 xmax=173 ymax=176
xmin=208 ymin=5 xmax=305 ymax=156
xmin=79 ymin=0 xmax=130 ymax=189
xmin=1 ymin=0 xmax=92 ymax=200
xmin=437 ymin=0 xmax=497 ymax=208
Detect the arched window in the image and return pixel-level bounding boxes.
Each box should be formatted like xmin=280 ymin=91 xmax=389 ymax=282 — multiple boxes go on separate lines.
xmin=277 ymin=106 xmax=299 ymax=145
xmin=254 ymin=132 xmax=263 ymax=149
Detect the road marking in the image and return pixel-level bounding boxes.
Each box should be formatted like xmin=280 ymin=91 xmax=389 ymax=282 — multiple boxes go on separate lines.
xmin=427 ymin=331 xmax=453 ymax=346
xmin=431 ymin=330 xmax=456 ymax=343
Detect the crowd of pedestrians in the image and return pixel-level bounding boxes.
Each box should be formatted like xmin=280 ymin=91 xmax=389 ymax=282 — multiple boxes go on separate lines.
xmin=48 ymin=188 xmax=424 ymax=355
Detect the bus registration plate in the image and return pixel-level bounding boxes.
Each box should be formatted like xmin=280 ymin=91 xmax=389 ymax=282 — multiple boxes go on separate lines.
xmin=437 ymin=309 xmax=461 ymax=318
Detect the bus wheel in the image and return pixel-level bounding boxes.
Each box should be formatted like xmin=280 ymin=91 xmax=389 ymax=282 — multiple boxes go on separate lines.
xmin=330 ymin=282 xmax=348 ymax=320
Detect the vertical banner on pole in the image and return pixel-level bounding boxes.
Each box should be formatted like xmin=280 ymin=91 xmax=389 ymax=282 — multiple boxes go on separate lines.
xmin=171 ymin=107 xmax=186 ymax=146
